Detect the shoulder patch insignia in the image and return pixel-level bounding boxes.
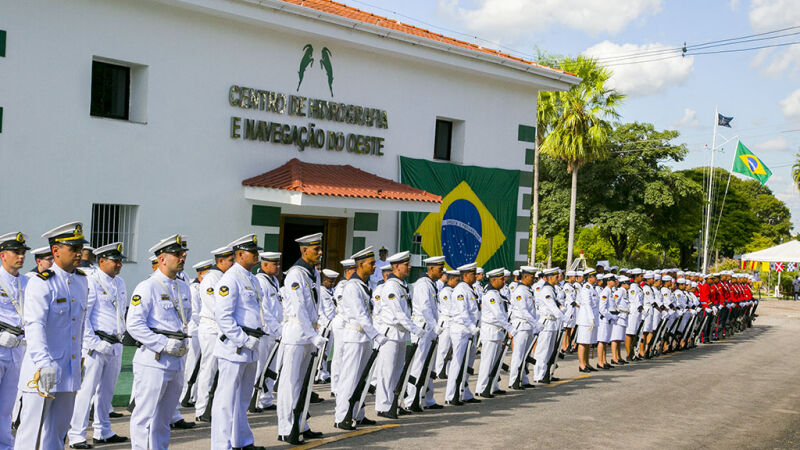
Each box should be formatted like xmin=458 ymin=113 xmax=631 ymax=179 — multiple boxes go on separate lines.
xmin=614 ymin=294 xmax=619 ymax=299
xmin=375 ymin=295 xmax=381 ymax=301
xmin=131 ymin=295 xmax=141 ymax=306
xmin=516 ymin=296 xmax=522 ymax=301
xmin=56 ymin=298 xmax=66 ymax=304
xmin=442 ymin=296 xmax=448 ymax=301
xmin=291 ymin=282 xmax=300 ymax=290
xmin=219 ymin=286 xmax=230 ymax=297
xmin=161 ymin=294 xmax=170 ymax=301
xmin=535 ymin=286 xmax=541 ymax=291
xmin=75 ymin=269 xmax=86 ymax=276
xmin=457 ymin=295 xmax=464 ymax=301
xmin=388 ymin=293 xmax=395 ymax=300
xmin=545 ymin=295 xmax=552 ymax=299
xmin=37 ymin=270 xmax=54 ymax=280
xmin=206 ymin=287 xmax=214 ymax=295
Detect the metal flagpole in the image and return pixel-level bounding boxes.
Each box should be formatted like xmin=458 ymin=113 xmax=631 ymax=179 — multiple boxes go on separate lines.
xmin=702 ymin=107 xmax=718 ymax=275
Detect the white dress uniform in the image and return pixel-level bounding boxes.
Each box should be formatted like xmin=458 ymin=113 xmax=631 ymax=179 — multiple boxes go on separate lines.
xmin=445 ymin=279 xmax=479 ymax=402
xmin=374 ymin=272 xmax=422 ymax=414
xmin=179 ymin=275 xmax=203 ymax=405
xmin=532 ymin=281 xmax=565 ymax=382
xmin=0 ymin=261 xmax=27 ymax=450
xmin=597 ymin=286 xmax=614 ymax=343
xmin=254 ymin=268 xmax=283 ymax=409
xmin=611 ymin=286 xmax=629 ymax=341
xmin=68 ymin=262 xmax=127 ymax=445
xmin=626 ymin=281 xmax=643 ymax=335
xmin=661 ymin=286 xmax=676 ymax=330
xmin=277 ymin=256 xmax=323 ymax=439
xmin=334 ymin=273 xmax=383 ymax=426
xmin=575 ymin=282 xmax=599 ymax=345
xmin=641 ymin=283 xmax=656 ymax=333
xmin=16 ymin=227 xmax=88 ymax=450
xmin=195 ymin=266 xmax=225 ymax=418
xmin=315 ymin=281 xmax=336 ymax=382
xmin=651 ymin=283 xmax=663 ymax=331
xmin=508 ymin=282 xmax=538 ymax=387
xmin=475 ymin=285 xmax=513 ymax=394
xmin=405 ymin=271 xmax=440 ymax=410
xmin=675 ymin=288 xmax=691 ymax=333
xmin=433 ymin=283 xmax=454 ymax=378
xmin=127 ymin=245 xmax=192 ymax=450
xmin=329 ymin=274 xmax=349 ymax=396
xmin=212 ymin=257 xmax=266 ymax=450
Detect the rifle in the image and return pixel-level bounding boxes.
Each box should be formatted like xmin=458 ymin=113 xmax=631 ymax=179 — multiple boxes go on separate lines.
xmin=220 ymin=326 xmax=266 ymax=354
xmin=437 ymin=346 xmax=452 ymax=380
xmin=248 ymin=338 xmax=281 ymax=412
xmin=198 ymin=370 xmax=218 ymax=421
xmin=482 ymin=332 xmax=512 ymax=398
xmin=452 ymin=336 xmax=472 ymax=402
xmin=0 ymin=321 xmax=24 ymax=336
xmin=181 ymin=352 xmax=202 ymax=407
xmin=342 ymin=346 xmax=380 ymax=428
xmin=385 ymin=339 xmax=419 ymax=418
xmin=287 ymin=348 xmax=323 ymax=444
xmin=408 ymin=337 xmax=438 ymax=412
xmin=315 ymin=326 xmax=332 ymax=378
xmin=546 ymin=326 xmax=565 ymax=381
xmin=151 ymin=328 xmax=189 ymax=361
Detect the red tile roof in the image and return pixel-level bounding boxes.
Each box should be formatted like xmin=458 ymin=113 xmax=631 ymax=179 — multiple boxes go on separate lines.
xmin=243 ymin=158 xmax=442 ymax=203
xmin=277 ymin=0 xmax=570 ymax=76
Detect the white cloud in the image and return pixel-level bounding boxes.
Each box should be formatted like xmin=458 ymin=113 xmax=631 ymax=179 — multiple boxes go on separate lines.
xmin=729 ymin=0 xmax=741 ymax=11
xmin=583 ymin=41 xmax=694 ymax=96
xmin=753 ymin=136 xmax=789 ymax=152
xmin=780 ymin=89 xmax=800 ymax=119
xmin=440 ymin=0 xmax=662 ymax=40
xmin=748 ymin=0 xmax=800 ymax=76
xmin=674 ymin=108 xmax=700 ymax=128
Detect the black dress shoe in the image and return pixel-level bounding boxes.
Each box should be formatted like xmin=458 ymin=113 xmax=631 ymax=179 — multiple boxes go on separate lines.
xmin=587 ymin=366 xmax=598 ymax=372
xmin=170 ymin=419 xmax=196 ymax=429
xmin=377 ymin=411 xmax=398 ymax=419
xmin=368 ymin=385 xmax=376 ymax=394
xmin=478 ymin=392 xmax=494 ymax=399
xmin=302 ymin=430 xmax=323 ymax=439
xmin=93 ymin=434 xmax=128 ymax=444
xmin=180 ymin=400 xmax=195 ymax=408
xmin=310 ymin=392 xmax=324 ymax=404
xmin=425 ymin=403 xmax=444 ymax=409
xmin=248 ymin=407 xmax=263 ymax=413
xmin=409 ymin=404 xmax=424 ymax=413
xmin=550 ymin=377 xmax=561 ymax=382
xmin=558 ymin=351 xmax=566 ymax=359
xmin=263 ymin=404 xmax=276 ymax=411
xmin=334 ymin=421 xmax=356 ymax=430
xmin=464 ymin=398 xmax=481 ymax=404
xmin=579 ymin=367 xmax=592 ymax=373
xmin=357 ymin=417 xmax=376 ymax=425
xmin=69 ymin=442 xmax=93 ymax=449
xmin=603 ymin=364 xmax=613 ymax=369
xmin=277 ymin=435 xmax=303 ymax=445
xmin=398 ymin=407 xmax=412 ymax=416
xmin=445 ymin=399 xmax=463 ymax=406
xmin=108 ymin=411 xmax=123 ymax=418
xmin=196 ymin=415 xmax=211 ymax=423
xmin=232 ymin=445 xmax=266 ymax=450
xmin=493 ymin=390 xmax=507 ymax=396
xmin=522 ymin=383 xmax=535 ymax=389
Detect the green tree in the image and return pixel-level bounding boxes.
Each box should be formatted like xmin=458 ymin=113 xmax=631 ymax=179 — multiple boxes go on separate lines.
xmin=538 ymin=56 xmax=624 ymax=268
xmin=738 ymin=180 xmax=792 ymax=244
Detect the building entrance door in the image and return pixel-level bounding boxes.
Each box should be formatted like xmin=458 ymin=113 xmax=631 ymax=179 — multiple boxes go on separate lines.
xmin=280 ymin=215 xmax=347 ymax=273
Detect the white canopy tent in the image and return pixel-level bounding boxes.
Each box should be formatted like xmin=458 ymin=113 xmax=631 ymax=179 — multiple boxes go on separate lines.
xmin=741 ymin=240 xmax=800 ymax=263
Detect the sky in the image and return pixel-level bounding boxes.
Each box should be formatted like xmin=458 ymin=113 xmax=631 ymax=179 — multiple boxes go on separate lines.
xmin=342 ymin=0 xmax=800 ymax=230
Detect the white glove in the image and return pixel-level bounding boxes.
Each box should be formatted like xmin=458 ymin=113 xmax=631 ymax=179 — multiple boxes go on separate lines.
xmin=94 ymin=341 xmax=114 ymax=355
xmin=244 ymin=336 xmax=260 ymax=351
xmin=434 ymin=325 xmax=444 ymax=336
xmin=469 ymin=325 xmax=480 ymax=336
xmin=374 ymin=334 xmax=388 ymax=347
xmin=39 ymin=365 xmax=59 ymax=393
xmin=413 ymin=327 xmax=426 ymax=339
xmin=0 ymin=331 xmax=21 ymax=348
xmin=312 ymin=334 xmax=328 ymax=350
xmin=163 ymin=338 xmax=188 ymax=357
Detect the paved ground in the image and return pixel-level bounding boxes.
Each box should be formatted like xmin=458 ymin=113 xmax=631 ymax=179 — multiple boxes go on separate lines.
xmin=96 ymin=299 xmax=800 ymax=449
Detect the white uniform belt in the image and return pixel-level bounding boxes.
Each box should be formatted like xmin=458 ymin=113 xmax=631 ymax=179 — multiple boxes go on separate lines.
xmin=482 ymin=322 xmax=505 ymax=332
xmin=345 ymin=321 xmax=364 ymax=333
xmin=284 ymin=316 xmax=316 ymax=328
xmin=543 ymin=315 xmax=557 ymax=321
xmin=384 ymin=323 xmax=409 ymax=333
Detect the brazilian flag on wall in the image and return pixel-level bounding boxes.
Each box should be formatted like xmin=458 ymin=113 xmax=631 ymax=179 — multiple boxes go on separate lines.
xmin=400 ymin=156 xmax=520 ymax=270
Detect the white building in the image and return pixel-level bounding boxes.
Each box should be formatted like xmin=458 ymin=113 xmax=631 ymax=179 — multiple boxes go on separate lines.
xmin=1 ymin=0 xmax=577 ymax=283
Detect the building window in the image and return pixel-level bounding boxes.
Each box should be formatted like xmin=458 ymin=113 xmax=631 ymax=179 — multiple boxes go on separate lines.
xmin=90 ymin=204 xmax=138 ymax=262
xmin=91 ymin=61 xmax=130 ymax=120
xmin=434 ymin=119 xmax=453 ymax=161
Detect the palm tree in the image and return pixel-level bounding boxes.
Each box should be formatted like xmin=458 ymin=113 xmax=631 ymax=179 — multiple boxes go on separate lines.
xmin=539 ymin=56 xmax=624 ymax=268
xmin=792 ymin=152 xmax=800 ymax=192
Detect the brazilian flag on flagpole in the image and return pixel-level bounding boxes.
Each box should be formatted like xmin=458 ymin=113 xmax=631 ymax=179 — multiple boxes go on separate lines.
xmin=732 ymin=141 xmax=772 ymax=185
xmin=399 ymin=156 xmax=519 ymax=270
